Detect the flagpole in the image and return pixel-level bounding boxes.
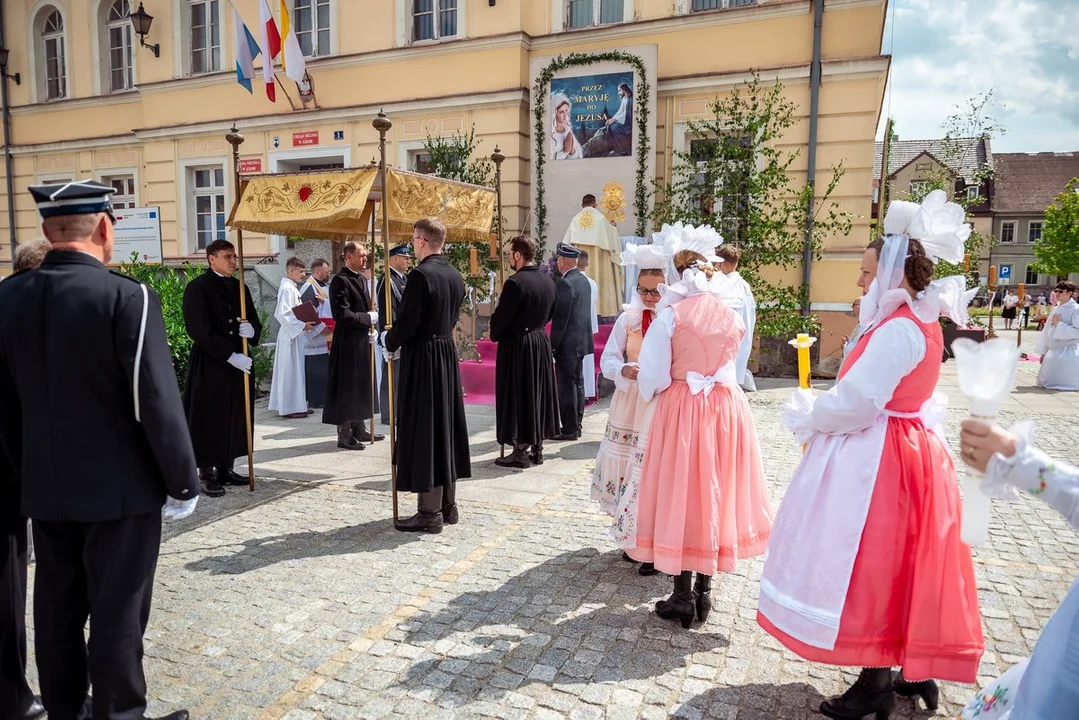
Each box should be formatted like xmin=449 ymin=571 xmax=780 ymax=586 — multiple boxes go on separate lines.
xmin=226 ymin=125 xmax=257 ymax=492
xmin=273 ymin=73 xmax=298 ymax=110
xmin=373 ymin=111 xmax=399 ymax=523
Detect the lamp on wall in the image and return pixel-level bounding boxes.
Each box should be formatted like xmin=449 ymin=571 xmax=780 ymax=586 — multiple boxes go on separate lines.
xmin=129 ymin=2 xmax=161 ymax=58
xmin=0 ymin=48 xmax=19 ymax=85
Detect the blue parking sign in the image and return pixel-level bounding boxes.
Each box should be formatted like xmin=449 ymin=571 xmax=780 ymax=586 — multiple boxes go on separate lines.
xmin=999 ymin=264 xmax=1011 ymax=279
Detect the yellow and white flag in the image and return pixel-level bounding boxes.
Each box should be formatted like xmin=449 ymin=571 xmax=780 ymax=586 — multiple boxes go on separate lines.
xmin=279 ymin=0 xmax=307 ymax=83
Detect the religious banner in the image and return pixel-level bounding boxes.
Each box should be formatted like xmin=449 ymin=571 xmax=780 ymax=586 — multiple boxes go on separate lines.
xmin=550 ymin=72 xmax=634 ymax=160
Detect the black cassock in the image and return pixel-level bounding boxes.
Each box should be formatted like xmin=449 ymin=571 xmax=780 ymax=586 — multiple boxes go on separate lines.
xmin=550 ymin=268 xmax=595 ymax=436
xmin=0 ymin=250 xmax=199 ymax=718
xmin=182 ymin=270 xmax=262 ymax=470
xmin=377 ymin=268 xmax=407 ymax=424
xmin=385 ymin=254 xmax=471 ymax=493
xmin=489 ymin=265 xmax=559 ymax=448
xmin=322 ymin=267 xmax=376 ymax=426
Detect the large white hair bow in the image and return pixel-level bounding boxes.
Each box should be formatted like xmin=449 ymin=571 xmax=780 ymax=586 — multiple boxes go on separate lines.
xmin=651 ymin=221 xmax=723 ymax=263
xmin=620 ymin=242 xmax=668 ymax=270
xmin=882 ymin=189 xmax=969 ymax=264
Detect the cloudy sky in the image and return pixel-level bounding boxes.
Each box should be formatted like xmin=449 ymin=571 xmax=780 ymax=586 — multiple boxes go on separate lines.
xmin=879 ymin=0 xmax=1078 ymax=152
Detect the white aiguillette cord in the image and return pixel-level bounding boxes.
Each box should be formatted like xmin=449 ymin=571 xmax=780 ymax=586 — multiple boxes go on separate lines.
xmin=133 ymin=284 xmax=149 ymax=423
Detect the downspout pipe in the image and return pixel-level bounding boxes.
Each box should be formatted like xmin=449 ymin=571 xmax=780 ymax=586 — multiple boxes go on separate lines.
xmin=801 ymin=0 xmax=824 ymax=316
xmin=1 ymin=0 xmax=15 ymax=268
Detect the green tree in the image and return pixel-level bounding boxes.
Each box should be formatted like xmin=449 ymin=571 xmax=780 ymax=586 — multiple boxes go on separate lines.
xmin=1033 ymin=178 xmax=1079 ymax=280
xmin=650 ymin=74 xmax=852 ymax=338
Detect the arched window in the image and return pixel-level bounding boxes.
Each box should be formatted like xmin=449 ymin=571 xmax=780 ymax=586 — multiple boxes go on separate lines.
xmin=107 ymin=0 xmax=134 ymax=92
xmin=42 ymin=9 xmax=66 ymax=100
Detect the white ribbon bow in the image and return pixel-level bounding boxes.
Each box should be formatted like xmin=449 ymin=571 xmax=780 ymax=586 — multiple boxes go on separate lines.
xmin=685 ymin=363 xmax=737 ymax=397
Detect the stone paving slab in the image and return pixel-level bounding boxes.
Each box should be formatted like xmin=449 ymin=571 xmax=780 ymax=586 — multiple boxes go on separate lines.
xmin=21 ymin=329 xmax=1079 ymax=718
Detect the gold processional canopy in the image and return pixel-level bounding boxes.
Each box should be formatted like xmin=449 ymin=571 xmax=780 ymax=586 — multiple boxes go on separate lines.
xmin=226 ymin=166 xmax=496 ymax=242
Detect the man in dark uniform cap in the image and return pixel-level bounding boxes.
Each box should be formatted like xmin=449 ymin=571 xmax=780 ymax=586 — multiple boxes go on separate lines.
xmin=376 ymin=243 xmax=411 ymax=425
xmin=181 ymin=239 xmax=262 ymax=496
xmin=0 ymin=179 xmax=197 ymax=720
xmin=550 ymin=243 xmax=594 ymax=440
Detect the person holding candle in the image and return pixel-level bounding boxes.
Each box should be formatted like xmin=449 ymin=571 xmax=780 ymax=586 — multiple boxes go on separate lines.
xmin=954 ymin=419 xmax=1079 ymax=719
xmin=758 ymin=190 xmax=983 ymax=719
xmin=623 ymin=222 xmax=773 ymax=628
xmin=590 ymin=242 xmax=667 ymax=576
xmin=1035 ymin=281 xmax=1079 ymax=391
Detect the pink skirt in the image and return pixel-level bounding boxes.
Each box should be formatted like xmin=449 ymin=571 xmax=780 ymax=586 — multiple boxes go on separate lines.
xmin=591 ymin=382 xmax=649 ymax=517
xmin=628 ymin=380 xmax=773 ymax=575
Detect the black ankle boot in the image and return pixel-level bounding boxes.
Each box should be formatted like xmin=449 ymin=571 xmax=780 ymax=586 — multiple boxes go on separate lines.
xmin=820 ymin=667 xmax=895 ymax=719
xmin=694 ymin=574 xmax=712 ymax=623
xmin=891 ymin=670 xmax=939 ymax=711
xmin=654 ymin=571 xmax=696 ymax=629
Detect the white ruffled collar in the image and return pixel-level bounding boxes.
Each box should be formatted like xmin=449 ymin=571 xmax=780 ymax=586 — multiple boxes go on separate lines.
xmin=655 ymin=267 xmax=745 ymax=314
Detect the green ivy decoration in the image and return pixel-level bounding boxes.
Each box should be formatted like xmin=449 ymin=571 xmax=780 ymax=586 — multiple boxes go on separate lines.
xmin=533 ymin=51 xmax=651 ymax=250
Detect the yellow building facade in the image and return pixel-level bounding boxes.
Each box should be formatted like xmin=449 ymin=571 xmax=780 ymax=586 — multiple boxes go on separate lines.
xmin=0 ymin=0 xmax=888 ymax=354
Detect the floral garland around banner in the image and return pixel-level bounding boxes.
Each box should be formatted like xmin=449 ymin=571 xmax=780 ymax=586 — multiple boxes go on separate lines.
xmin=533 ymin=51 xmax=651 ymax=250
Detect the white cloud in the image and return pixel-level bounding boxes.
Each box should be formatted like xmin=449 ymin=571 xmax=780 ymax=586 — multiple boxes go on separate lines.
xmin=880 ymin=0 xmax=1079 ymax=151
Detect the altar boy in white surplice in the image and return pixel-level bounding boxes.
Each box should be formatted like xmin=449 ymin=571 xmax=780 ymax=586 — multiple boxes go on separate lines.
xmin=269 ymin=257 xmax=318 ymax=418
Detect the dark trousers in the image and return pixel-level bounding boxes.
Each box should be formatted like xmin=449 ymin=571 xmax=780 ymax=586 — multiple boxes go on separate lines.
xmin=33 ymin=513 xmax=161 ymax=720
xmin=379 ymin=357 xmax=400 ymax=425
xmin=1 ymin=513 xmax=33 ymax=719
xmin=555 ymin=352 xmax=585 ymax=435
xmin=417 ymin=482 xmax=456 ymax=514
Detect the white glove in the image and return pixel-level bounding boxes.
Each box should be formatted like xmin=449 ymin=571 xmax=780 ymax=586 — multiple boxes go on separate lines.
xmin=227 ymin=352 xmax=252 ymax=374
xmin=162 ymin=495 xmax=198 ymax=521
xmin=368 ymin=311 xmax=378 ymax=325
xmin=238 ymin=321 xmax=255 ymax=339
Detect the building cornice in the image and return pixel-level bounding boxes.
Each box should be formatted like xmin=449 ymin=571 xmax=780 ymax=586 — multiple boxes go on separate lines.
xmin=658 ymin=56 xmax=890 ymax=93
xmin=10 ymin=90 xmax=142 ymax=117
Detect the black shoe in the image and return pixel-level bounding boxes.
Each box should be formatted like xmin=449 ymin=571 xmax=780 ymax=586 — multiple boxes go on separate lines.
xmin=351 ymin=422 xmax=385 ymax=442
xmin=655 ymin=571 xmax=696 ymax=629
xmin=150 ymin=712 xmax=190 ymax=720
xmin=20 ymin=697 xmax=46 ymax=720
xmin=694 ymin=574 xmax=712 ymax=623
xmin=820 ymin=667 xmax=895 ymax=719
xmin=442 ymin=504 xmax=459 ymax=525
xmin=216 ymin=468 xmax=249 ymax=487
xmin=639 ymin=562 xmax=660 ymax=577
xmin=529 ymin=446 xmax=544 ymax=465
xmin=621 ymin=551 xmax=639 ymax=563
xmin=553 ymin=432 xmax=577 ymax=441
xmin=494 ymin=449 xmax=530 ymax=469
xmin=891 ymin=671 xmax=939 ymax=711
xmin=338 ymin=425 xmax=365 ymax=450
xmin=394 ymin=511 xmax=444 ymax=534
xmin=199 ymin=469 xmax=225 ymax=498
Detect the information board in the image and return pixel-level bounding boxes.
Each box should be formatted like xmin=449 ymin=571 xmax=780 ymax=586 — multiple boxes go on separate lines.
xmin=111 ymin=207 xmax=163 ymax=265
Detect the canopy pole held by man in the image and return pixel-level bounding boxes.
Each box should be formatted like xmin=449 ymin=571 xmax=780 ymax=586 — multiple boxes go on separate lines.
xmin=491 ymin=145 xmax=506 ymax=460
xmin=374 ymin=110 xmax=399 ymax=522
xmin=369 ymin=201 xmax=378 ymax=444
xmin=226 ymin=125 xmax=256 ymax=492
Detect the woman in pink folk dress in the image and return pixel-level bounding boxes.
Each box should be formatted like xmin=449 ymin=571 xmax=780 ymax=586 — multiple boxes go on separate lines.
xmin=589 ymin=243 xmax=667 ymax=577
xmin=625 ymin=223 xmax=773 ymax=630
xmin=758 ymin=191 xmax=983 ymax=720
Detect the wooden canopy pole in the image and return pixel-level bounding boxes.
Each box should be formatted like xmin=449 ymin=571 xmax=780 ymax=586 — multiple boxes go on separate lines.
xmin=491 ymin=146 xmax=506 ymax=293
xmin=225 ymin=125 xmax=256 ymax=492
xmin=373 ymin=111 xmax=399 ymax=522
xmin=369 ymin=202 xmax=377 ymax=444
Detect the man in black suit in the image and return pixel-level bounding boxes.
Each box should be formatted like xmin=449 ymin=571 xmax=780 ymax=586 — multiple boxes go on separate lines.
xmin=0 ymin=180 xmax=197 ymax=720
xmin=376 ymin=243 xmax=411 ymax=425
xmin=490 ymin=236 xmax=559 ymax=468
xmin=323 ymin=241 xmax=383 ymax=450
xmin=181 ymin=239 xmax=262 ymax=496
xmin=0 ymin=240 xmax=48 ymax=720
xmin=385 ymin=218 xmax=471 ymax=534
xmin=550 ymin=244 xmax=595 ymax=440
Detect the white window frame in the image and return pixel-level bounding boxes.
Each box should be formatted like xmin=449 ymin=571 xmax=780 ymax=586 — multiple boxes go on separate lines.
xmin=965 ymin=185 xmax=980 ymax=203
xmin=999 ymin=220 xmax=1016 ymax=244
xmin=99 ymin=172 xmax=139 ymax=209
xmin=565 ymin=0 xmax=631 ymax=29
xmin=177 ymin=157 xmax=230 ymax=256
xmin=676 ymin=0 xmax=758 ymax=13
xmin=35 ymin=171 xmax=76 ymax=185
xmin=679 ymin=128 xmax=760 ymax=246
xmin=107 ymin=1 xmax=135 ymax=92
xmin=1023 ymin=264 xmax=1041 ymax=286
xmin=292 ymin=0 xmax=334 ymax=57
xmin=39 ymin=6 xmax=68 ymax=101
xmin=909 ymin=180 xmax=929 ymax=199
xmin=184 ymin=0 xmax=223 ymax=76
xmin=268 ymin=145 xmax=351 ymax=254
xmin=410 ymin=0 xmax=462 ymax=44
xmin=1028 ymin=220 xmax=1043 ymax=244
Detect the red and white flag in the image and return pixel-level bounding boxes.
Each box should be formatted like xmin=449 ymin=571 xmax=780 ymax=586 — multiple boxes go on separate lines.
xmin=259 ymin=0 xmax=281 ymax=101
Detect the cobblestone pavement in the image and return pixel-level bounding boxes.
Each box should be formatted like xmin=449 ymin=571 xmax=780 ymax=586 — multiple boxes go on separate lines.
xmin=25 ymin=329 xmax=1079 ymax=719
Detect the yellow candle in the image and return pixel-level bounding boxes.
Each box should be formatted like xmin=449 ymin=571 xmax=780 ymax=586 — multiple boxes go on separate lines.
xmin=963 ymin=253 xmax=970 ymax=272
xmin=469 ymin=247 xmax=479 ymax=276
xmin=489 ymin=233 xmax=498 ymax=259
xmin=989 ymin=265 xmax=997 ymax=288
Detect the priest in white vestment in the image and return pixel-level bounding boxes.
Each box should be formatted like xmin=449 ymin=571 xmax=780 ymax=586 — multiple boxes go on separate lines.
xmin=717 ymin=244 xmax=757 ymax=392
xmin=562 ymin=195 xmax=624 ymax=317
xmin=269 ymin=257 xmax=317 ymax=418
xmin=577 ymin=250 xmax=601 ymax=400
xmin=1036 ymin=280 xmax=1079 ymax=391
